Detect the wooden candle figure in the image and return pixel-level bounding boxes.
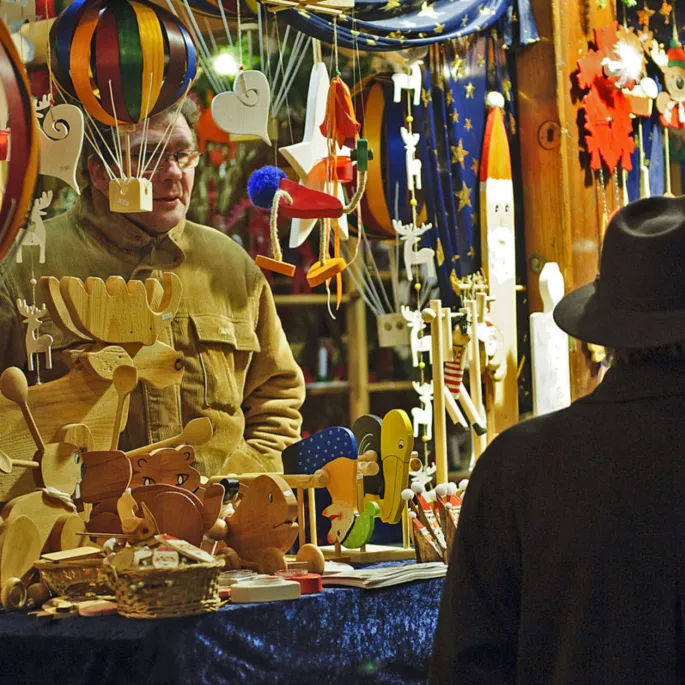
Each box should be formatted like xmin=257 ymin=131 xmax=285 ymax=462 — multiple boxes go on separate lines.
xmin=479 ymin=91 xmax=518 ymax=434
xmin=530 ymin=263 xmax=571 ymax=416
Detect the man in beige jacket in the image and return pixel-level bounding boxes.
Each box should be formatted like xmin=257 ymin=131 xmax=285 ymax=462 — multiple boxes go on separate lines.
xmin=0 ymin=101 xmax=305 ymax=477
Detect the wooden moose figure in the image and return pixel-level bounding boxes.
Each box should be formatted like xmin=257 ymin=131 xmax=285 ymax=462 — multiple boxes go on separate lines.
xmin=0 ymin=272 xmax=184 ymax=497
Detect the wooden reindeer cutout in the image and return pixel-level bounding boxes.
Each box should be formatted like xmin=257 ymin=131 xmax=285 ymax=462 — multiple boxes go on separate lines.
xmin=400 ymin=126 xmax=423 ymax=192
xmin=392 ymin=61 xmax=423 ymax=106
xmin=15 ymin=191 xmax=52 ymax=264
xmin=401 ymin=305 xmax=433 ymax=367
xmin=16 ymin=299 xmax=52 ymax=373
xmin=393 ymin=220 xmax=436 ymax=280
xmin=411 ymin=381 xmax=434 ymax=441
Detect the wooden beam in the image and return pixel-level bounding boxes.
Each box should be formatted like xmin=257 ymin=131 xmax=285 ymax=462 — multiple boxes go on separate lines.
xmin=516 ymin=0 xmax=615 ymax=400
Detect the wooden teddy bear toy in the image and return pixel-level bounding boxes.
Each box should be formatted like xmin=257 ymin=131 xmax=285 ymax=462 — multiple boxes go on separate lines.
xmin=81 ymin=443 xmax=225 ymax=548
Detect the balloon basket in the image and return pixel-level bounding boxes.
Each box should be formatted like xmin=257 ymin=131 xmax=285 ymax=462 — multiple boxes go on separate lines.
xmin=109 ymin=178 xmax=153 ymax=213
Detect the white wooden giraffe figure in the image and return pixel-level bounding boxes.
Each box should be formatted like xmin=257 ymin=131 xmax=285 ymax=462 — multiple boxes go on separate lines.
xmin=400 ymin=126 xmax=423 ymax=192
xmin=401 ymin=305 xmax=433 ymax=367
xmin=392 ymin=60 xmax=423 ymax=106
xmin=16 ymin=299 xmax=53 ymax=372
xmin=411 ymin=381 xmax=434 ymax=441
xmin=393 ymin=220 xmax=436 ymax=280
xmin=15 ymin=191 xmax=52 ymax=264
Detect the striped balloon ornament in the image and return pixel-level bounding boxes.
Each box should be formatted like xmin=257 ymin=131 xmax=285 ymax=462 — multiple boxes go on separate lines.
xmin=49 ymin=0 xmax=198 ymax=127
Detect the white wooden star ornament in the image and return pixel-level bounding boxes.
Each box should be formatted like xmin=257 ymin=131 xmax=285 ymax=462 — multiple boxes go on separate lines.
xmin=280 ymin=62 xmax=350 ymax=248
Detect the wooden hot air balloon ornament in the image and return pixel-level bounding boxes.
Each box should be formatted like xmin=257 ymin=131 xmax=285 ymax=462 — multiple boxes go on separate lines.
xmin=49 ymin=0 xmax=198 ymax=213
xmin=479 ymin=91 xmax=518 ymax=435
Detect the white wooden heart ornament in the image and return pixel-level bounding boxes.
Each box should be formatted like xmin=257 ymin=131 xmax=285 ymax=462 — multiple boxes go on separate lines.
xmin=35 ymin=96 xmax=84 ymax=194
xmin=212 ymin=70 xmax=271 ymax=146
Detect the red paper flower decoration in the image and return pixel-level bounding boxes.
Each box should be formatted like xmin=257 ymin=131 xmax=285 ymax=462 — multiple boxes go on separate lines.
xmin=577 ymin=22 xmax=635 ymax=172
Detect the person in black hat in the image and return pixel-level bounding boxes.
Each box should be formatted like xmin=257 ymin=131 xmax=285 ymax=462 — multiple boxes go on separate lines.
xmin=430 ymin=196 xmax=685 ymax=685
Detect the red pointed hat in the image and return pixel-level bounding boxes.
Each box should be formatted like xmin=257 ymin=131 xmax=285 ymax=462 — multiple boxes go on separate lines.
xmin=668 ymin=43 xmax=685 ymax=69
xmin=278 ymin=179 xmax=343 ymax=220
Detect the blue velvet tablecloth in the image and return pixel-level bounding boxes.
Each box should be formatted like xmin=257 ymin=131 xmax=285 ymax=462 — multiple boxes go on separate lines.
xmin=0 ymin=573 xmax=443 ymax=685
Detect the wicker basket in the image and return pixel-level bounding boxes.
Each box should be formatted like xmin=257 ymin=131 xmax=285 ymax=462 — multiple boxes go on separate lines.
xmin=105 ymin=560 xmax=224 ymax=619
xmin=35 ymin=558 xmax=112 ymax=597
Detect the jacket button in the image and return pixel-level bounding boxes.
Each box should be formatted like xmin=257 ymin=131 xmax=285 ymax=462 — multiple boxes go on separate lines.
xmin=175 ymin=358 xmax=184 ymax=371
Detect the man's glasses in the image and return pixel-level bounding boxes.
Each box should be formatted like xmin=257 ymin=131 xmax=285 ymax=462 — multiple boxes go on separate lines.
xmin=128 ymin=149 xmax=201 ymax=174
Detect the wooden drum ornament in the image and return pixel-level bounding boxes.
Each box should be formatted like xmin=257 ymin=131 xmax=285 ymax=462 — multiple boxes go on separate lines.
xmin=0 ymin=18 xmax=39 ymax=263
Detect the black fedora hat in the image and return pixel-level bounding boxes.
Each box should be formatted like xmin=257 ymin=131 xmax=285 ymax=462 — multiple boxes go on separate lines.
xmin=554 ymin=195 xmax=685 ymax=348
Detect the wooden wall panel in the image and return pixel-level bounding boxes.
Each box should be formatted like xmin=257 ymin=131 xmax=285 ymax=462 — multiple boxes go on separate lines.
xmin=516 ymin=0 xmax=616 ymax=399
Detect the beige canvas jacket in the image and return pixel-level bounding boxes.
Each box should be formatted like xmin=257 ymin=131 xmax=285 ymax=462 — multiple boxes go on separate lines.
xmin=0 ymin=187 xmax=305 ymax=476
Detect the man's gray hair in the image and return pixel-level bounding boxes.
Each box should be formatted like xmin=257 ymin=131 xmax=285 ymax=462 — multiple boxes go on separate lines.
xmin=78 ymin=97 xmax=201 ymax=177
xmin=609 ymin=343 xmax=685 ymax=366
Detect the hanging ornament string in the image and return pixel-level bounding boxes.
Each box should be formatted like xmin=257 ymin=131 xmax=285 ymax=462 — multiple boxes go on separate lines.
xmin=274 ymin=21 xmax=294 ymax=145
xmin=257 ymin=1 xmax=264 ymax=69
xmin=333 ymin=14 xmax=339 ymax=76
xmin=237 ymin=0 xmax=244 ymax=68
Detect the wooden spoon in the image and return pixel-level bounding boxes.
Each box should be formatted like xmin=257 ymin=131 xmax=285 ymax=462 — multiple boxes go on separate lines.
xmin=125 ymin=417 xmax=213 ymax=458
xmin=0 ymin=448 xmax=39 ymax=474
xmin=110 ymin=366 xmax=138 ymax=451
xmin=0 ymin=367 xmax=45 ymax=452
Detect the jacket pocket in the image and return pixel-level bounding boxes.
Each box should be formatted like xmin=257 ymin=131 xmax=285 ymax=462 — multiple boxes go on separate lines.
xmin=190 ymin=313 xmax=261 ymax=412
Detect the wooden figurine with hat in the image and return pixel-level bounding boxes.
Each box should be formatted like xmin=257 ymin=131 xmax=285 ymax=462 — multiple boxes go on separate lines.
xmin=652 ymin=41 xmax=685 ymax=129
xmin=479 ymin=91 xmax=518 ymax=435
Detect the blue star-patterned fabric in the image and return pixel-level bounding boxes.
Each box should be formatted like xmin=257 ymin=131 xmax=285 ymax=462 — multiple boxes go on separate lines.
xmin=278 ymin=0 xmax=538 ymax=51
xmin=415 ymin=37 xmax=519 ymax=305
xmin=282 ymin=427 xmax=358 ymax=474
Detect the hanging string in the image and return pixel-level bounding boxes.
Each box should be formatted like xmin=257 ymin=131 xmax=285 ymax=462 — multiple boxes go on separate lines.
xmin=274 ymin=22 xmax=294 ymax=144
xmin=237 ymin=0 xmax=244 ymax=68
xmin=257 ymin=1 xmax=264 ymax=70
xmin=333 ymin=15 xmax=339 ymax=75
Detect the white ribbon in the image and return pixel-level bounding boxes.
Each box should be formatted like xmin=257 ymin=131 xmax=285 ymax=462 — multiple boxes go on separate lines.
xmin=42 ymin=487 xmax=77 ymax=512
